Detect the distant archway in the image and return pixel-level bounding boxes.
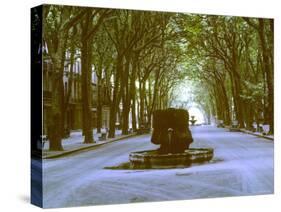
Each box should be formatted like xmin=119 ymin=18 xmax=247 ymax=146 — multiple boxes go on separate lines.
xmin=187 ymin=106 xmax=205 ymax=124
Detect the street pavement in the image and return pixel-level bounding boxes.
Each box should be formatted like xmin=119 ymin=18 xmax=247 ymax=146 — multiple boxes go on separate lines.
xmin=36 ymin=125 xmax=273 ymax=208
xmin=42 ymin=129 xmax=136 ymax=159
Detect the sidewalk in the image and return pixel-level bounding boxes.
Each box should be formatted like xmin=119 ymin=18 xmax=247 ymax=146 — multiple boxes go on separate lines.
xmin=239 ymin=128 xmax=274 ymax=141
xmin=43 ymin=129 xmax=137 ymax=159
xmin=224 ymin=126 xmax=273 ymax=141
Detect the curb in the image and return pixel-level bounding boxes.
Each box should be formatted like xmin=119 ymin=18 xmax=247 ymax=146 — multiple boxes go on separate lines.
xmin=43 ymin=133 xmax=139 ymax=159
xmin=224 ymin=126 xmax=273 ymax=141
xmin=239 ymin=129 xmax=274 ymax=141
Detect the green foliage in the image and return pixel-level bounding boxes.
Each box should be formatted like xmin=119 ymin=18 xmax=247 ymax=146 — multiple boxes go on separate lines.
xmin=240 ymin=81 xmax=265 ymax=103
xmin=43 ymin=4 xmax=273 ymax=134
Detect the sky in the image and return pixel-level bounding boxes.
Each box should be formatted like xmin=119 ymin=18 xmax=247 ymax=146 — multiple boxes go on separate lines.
xmin=172 ymin=81 xmax=205 ymax=124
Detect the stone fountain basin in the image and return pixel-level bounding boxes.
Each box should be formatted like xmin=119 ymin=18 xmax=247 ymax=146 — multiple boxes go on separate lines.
xmin=129 ymin=148 xmax=214 ymax=169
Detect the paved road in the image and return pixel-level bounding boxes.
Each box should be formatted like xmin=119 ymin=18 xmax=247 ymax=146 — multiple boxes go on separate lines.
xmin=38 ymin=125 xmax=274 ymax=208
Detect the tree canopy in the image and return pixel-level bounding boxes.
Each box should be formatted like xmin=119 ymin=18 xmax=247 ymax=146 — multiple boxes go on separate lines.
xmin=42 ymin=5 xmax=274 ymax=150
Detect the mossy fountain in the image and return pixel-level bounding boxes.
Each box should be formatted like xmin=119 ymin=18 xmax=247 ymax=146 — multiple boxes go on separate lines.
xmin=129 ymin=108 xmax=213 ymax=169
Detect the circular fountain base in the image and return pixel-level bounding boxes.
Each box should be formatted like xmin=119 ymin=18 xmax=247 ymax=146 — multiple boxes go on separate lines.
xmin=129 ymin=148 xmax=214 ymax=169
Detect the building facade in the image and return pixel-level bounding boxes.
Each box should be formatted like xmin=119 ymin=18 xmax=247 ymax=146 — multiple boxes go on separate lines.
xmin=43 ymin=49 xmax=110 ymax=136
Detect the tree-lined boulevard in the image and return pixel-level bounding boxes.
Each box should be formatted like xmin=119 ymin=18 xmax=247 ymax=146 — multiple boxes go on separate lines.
xmin=32 ymin=126 xmax=273 ymax=208
xmin=30 ymin=5 xmax=274 ymax=207
xmin=37 ymin=5 xmax=273 ymax=151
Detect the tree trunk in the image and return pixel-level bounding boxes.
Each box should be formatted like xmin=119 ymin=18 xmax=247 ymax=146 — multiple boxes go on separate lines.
xmin=121 ymin=53 xmax=131 ymax=135
xmin=48 ymin=35 xmax=68 ymax=151
xmin=131 ymin=96 xmax=137 ymax=131
xmin=130 ymin=54 xmax=137 ymax=131
xmin=148 ymin=68 xmax=160 ymax=126
xmin=228 ymin=67 xmax=244 ymax=128
xmin=81 ymin=12 xmax=94 ymax=143
xmin=139 ymin=79 xmax=145 ymax=127
xmin=48 ymin=61 xmax=65 ymax=151
xmin=49 ymin=71 xmax=64 ymax=151
xmin=258 ymin=19 xmax=274 ymax=134
xmin=96 ymin=77 xmax=102 ymax=133
xmin=63 ymin=39 xmax=75 ymax=137
xmin=108 ymin=54 xmax=122 ymax=138
xmin=109 ymin=104 xmax=116 ymax=138
xmin=218 ymin=78 xmax=230 ymax=125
